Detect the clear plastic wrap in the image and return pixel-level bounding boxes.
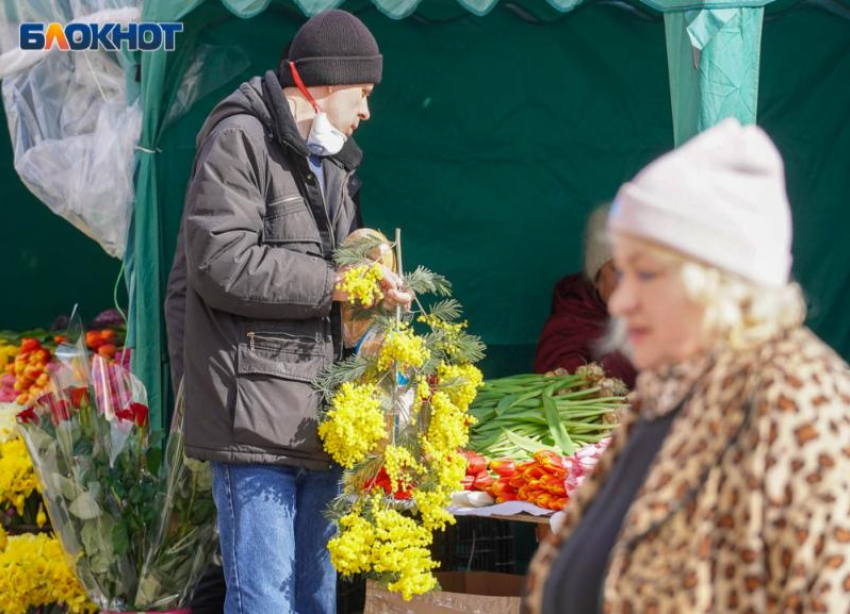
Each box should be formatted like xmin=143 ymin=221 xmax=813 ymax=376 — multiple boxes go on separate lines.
xmin=0 ymin=3 xmax=255 ymax=258
xmin=16 ymin=311 xmax=216 ymax=611
xmin=162 ymin=44 xmax=251 ymax=130
xmin=0 ymin=3 xmax=141 ymax=258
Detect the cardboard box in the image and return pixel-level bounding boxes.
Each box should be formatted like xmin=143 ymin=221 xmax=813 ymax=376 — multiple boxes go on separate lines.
xmin=364 ymin=571 xmax=524 ymax=614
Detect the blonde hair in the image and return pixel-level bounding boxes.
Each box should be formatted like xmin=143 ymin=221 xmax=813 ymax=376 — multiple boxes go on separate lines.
xmin=643 ymin=242 xmax=806 ymax=349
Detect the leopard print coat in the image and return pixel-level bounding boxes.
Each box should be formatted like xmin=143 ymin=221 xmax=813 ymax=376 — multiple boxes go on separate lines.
xmin=523 ymin=327 xmax=850 ymax=614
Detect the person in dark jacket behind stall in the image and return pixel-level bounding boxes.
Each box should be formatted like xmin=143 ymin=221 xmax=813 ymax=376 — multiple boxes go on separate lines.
xmin=166 ymin=10 xmax=411 ymax=614
xmin=535 ymin=205 xmax=637 ymax=388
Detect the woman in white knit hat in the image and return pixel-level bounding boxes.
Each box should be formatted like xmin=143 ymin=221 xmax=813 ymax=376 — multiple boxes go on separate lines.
xmin=523 ymin=119 xmax=850 ymax=614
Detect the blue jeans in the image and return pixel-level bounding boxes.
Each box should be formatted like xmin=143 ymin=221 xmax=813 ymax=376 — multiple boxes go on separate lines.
xmin=211 ymin=462 xmax=342 ymax=614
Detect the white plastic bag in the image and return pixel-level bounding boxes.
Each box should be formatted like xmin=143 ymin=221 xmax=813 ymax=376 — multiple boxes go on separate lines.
xmin=0 ymin=3 xmax=141 ymax=258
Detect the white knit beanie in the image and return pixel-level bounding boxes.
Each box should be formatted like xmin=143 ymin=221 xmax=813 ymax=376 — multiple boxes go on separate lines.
xmin=608 ymin=118 xmax=793 ymax=288
xmin=584 ymin=204 xmax=613 ymax=281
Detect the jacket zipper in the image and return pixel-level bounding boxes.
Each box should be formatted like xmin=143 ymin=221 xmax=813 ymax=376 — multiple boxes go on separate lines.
xmin=310 ymin=157 xmax=336 ymax=249
xmin=332 ymin=168 xmax=356 ymax=233
xmin=272 ymin=194 xmax=303 ymax=206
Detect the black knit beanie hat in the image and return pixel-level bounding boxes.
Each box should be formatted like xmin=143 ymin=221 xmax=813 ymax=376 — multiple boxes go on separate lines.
xmin=279 ymin=10 xmax=382 ymax=87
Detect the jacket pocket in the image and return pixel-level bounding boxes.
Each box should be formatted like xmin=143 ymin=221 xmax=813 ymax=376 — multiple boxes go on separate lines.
xmin=231 ymin=332 xmax=331 ymax=457
xmin=263 ymin=195 xmax=323 ymax=255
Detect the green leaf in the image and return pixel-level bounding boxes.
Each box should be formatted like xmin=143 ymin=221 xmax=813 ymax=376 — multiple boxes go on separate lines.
xmin=80 ymin=515 xmax=114 ymax=560
xmin=69 ymin=490 xmax=102 ymax=520
xmin=192 ymin=499 xmax=217 ymax=523
xmin=186 ymin=458 xmax=214 ymax=492
xmin=146 ymin=447 xmax=163 ymax=477
xmin=405 ymin=266 xmax=452 ymax=296
xmin=136 ymin=574 xmax=162 ymax=607
xmin=149 ymin=430 xmax=165 ymax=448
xmin=88 ymin=550 xmax=112 ymax=575
xmin=504 ymin=430 xmax=553 ymax=455
xmin=424 ymin=299 xmax=462 ymax=321
xmin=112 ymin=518 xmax=130 ymax=555
xmin=52 ymin=473 xmax=80 ymax=501
xmin=495 ymin=394 xmax=518 ymax=417
xmin=543 ymin=394 xmax=576 ymax=456
xmin=509 ymin=387 xmax=545 ymax=408
xmin=333 ymin=233 xmax=387 ymax=266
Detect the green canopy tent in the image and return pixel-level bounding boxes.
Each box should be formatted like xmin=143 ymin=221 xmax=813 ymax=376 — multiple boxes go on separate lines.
xmin=2 ymin=0 xmax=848 ymax=429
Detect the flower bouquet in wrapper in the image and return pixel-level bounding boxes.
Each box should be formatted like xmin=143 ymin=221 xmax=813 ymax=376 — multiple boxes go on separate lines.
xmin=15 ymin=310 xmax=217 ymax=613
xmin=316 ymin=229 xmax=486 ymax=600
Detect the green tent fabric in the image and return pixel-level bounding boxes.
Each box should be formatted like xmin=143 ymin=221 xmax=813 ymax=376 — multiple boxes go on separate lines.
xmin=665 ymin=7 xmax=764 ymax=144
xmin=123 ymin=0 xmax=850 ymax=429
xmin=759 ymin=3 xmax=850 ymax=373
xmin=130 ymin=2 xmax=210 ymax=430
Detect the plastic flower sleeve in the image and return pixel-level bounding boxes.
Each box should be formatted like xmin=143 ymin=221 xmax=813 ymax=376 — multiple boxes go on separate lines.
xmin=135 ymin=381 xmax=217 ymax=610
xmin=20 ymin=371 xmax=138 ymax=610
xmin=22 ymin=310 xmax=138 ymax=606
xmin=91 ymin=354 xmax=149 ymax=466
xmin=16 ymin=314 xmax=216 ymax=610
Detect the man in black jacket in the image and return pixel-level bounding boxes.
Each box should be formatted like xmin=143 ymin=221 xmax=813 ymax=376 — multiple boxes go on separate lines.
xmin=166 ymin=10 xmax=409 ymax=614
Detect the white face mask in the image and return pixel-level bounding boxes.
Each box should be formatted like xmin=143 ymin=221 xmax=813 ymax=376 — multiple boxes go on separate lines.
xmin=306 ymin=112 xmax=347 ymax=157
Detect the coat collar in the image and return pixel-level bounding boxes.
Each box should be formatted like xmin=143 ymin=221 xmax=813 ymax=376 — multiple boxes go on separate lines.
xmin=615 ymin=341 xmax=768 ymax=547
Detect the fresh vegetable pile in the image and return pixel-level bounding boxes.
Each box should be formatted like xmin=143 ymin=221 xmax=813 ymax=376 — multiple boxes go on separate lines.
xmin=468 ymin=366 xmax=627 ymax=460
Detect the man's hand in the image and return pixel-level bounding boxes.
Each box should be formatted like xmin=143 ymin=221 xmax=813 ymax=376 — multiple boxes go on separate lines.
xmin=378 ymin=265 xmax=413 ymax=311
xmin=332 ymin=264 xmax=413 ymax=311
xmin=332 ymin=267 xmax=351 ymax=303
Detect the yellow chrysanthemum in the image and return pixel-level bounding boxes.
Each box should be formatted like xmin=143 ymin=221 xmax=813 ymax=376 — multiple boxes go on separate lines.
xmin=0 ymin=437 xmax=39 ymax=515
xmin=0 ymin=532 xmax=95 ymax=614
xmin=318 ymin=382 xmax=386 ymax=469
